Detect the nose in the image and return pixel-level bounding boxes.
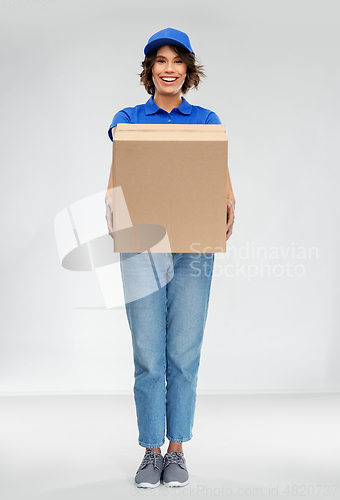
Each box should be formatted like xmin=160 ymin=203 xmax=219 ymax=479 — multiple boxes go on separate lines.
xmin=164 ymin=62 xmax=175 ymax=72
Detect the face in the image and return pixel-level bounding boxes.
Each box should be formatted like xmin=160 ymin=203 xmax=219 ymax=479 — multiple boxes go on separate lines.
xmin=151 ymin=45 xmax=187 ymax=97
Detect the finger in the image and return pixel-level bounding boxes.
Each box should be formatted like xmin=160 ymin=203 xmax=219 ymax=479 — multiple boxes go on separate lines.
xmin=226 ymin=204 xmax=235 ymax=217
xmin=226 ymin=202 xmax=234 ymax=215
xmin=226 ymin=214 xmax=234 ymax=232
xmin=227 ymin=219 xmax=235 ymax=231
xmin=226 ymin=228 xmax=232 ymax=241
xmin=226 ymin=222 xmax=234 ymax=239
xmin=227 ymin=217 xmax=235 ymax=232
xmin=226 ymin=208 xmax=235 ymax=229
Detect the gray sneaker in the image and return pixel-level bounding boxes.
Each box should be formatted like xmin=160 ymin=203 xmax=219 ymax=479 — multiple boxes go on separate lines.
xmin=134 ymin=449 xmax=163 ymax=488
xmin=162 ymin=450 xmax=190 ymax=487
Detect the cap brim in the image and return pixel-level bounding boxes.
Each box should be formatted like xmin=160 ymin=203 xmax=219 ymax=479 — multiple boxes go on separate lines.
xmin=144 ymin=37 xmax=194 ymax=56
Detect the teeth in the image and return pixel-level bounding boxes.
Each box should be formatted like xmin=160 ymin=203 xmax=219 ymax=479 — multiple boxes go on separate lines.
xmin=161 ymin=77 xmax=177 ymax=82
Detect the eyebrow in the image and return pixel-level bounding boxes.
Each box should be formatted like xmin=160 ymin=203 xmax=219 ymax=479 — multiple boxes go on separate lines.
xmin=156 ymin=54 xmax=182 ymax=59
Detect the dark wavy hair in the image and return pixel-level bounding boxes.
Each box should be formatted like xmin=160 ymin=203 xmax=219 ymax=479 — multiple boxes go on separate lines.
xmin=139 ymin=44 xmax=206 ymax=95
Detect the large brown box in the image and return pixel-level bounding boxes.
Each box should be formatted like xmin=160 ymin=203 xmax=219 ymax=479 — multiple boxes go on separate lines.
xmin=112 ymin=123 xmax=228 ymax=253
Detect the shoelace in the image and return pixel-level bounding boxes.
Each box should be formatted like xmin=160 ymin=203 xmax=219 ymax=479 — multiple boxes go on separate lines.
xmin=136 ymin=449 xmax=162 ymax=474
xmin=163 ymin=450 xmax=187 ymax=470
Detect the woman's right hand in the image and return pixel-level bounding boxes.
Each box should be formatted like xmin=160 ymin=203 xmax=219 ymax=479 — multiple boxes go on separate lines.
xmin=105 ymin=194 xmax=114 ymax=238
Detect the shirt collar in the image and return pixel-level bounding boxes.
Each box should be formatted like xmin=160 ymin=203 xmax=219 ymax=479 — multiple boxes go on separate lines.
xmin=145 ymin=95 xmax=192 ymax=115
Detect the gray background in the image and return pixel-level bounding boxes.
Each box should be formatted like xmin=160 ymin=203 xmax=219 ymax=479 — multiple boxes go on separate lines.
xmin=1 ymin=0 xmax=339 ymax=394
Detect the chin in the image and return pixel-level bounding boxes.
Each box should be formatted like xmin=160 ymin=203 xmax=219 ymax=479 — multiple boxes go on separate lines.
xmin=165 ymin=85 xmax=183 ymax=95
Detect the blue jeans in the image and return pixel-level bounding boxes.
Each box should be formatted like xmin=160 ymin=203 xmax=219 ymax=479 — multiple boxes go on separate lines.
xmin=119 ymin=252 xmax=215 ymax=449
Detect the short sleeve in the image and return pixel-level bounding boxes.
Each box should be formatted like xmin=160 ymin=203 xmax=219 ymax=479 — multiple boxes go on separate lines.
xmin=108 ymin=109 xmax=131 ymax=141
xmin=205 ymin=110 xmax=222 ymax=125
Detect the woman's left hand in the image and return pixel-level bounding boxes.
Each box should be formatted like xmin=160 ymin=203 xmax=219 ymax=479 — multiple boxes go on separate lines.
xmin=226 ymin=199 xmax=235 ymax=241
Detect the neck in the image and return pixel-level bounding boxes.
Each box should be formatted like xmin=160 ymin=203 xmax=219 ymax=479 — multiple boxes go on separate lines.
xmin=153 ymin=92 xmax=183 ymax=113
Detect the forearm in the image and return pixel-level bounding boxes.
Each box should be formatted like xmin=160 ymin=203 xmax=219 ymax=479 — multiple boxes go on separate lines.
xmin=106 ymin=131 xmax=116 ymax=202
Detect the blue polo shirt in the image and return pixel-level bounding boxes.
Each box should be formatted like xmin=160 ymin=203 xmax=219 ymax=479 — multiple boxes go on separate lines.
xmin=108 ymin=95 xmax=222 ymax=141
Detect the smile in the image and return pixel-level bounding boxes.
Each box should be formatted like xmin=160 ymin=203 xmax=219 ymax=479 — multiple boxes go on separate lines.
xmin=161 ymin=77 xmax=178 ymax=82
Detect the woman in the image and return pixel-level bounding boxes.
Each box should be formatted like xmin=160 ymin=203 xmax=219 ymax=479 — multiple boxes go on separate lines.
xmin=105 ymin=28 xmax=235 ymax=488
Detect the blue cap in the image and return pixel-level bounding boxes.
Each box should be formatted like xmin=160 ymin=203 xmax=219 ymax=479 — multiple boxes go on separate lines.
xmin=144 ymin=28 xmax=195 ymax=56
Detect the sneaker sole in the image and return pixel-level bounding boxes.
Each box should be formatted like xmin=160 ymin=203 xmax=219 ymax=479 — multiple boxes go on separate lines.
xmin=163 ymin=478 xmax=190 ymax=487
xmin=135 ymin=480 xmax=160 ymax=488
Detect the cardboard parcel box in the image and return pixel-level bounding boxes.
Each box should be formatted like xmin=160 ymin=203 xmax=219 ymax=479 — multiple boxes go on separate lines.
xmin=112 ymin=123 xmax=228 ymax=253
